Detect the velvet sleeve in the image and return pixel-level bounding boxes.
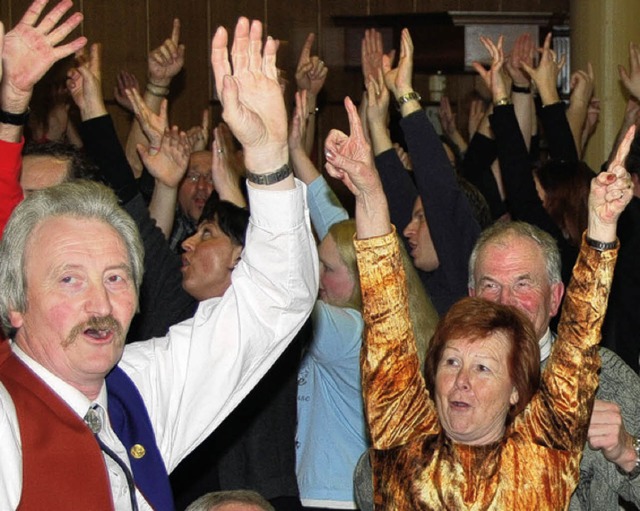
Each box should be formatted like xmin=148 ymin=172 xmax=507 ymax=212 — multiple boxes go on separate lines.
xmin=356 ymin=232 xmax=439 ymax=450
xmin=518 ymin=238 xmax=618 ymax=451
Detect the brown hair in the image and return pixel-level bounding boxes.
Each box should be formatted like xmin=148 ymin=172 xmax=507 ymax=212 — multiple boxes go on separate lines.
xmin=534 ymin=160 xmax=593 ymax=247
xmin=424 ymin=297 xmax=540 ymax=422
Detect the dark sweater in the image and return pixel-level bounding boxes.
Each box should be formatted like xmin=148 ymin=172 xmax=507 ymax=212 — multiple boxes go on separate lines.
xmin=376 ymin=109 xmax=481 ymax=315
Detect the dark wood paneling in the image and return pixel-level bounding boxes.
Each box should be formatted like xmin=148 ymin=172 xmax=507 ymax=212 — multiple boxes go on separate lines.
xmin=0 ymin=0 xmax=570 ymax=149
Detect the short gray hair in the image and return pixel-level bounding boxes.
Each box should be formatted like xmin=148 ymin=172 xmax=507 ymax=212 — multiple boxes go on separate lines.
xmin=468 ymin=221 xmax=562 ymax=289
xmin=0 ymin=180 xmax=144 ymax=336
xmin=185 ymin=490 xmax=275 ymax=511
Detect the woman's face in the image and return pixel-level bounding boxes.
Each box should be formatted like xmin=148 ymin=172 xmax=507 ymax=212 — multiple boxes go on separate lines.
xmin=434 ymin=331 xmax=519 ymax=445
xmin=318 ymin=234 xmax=355 ymax=307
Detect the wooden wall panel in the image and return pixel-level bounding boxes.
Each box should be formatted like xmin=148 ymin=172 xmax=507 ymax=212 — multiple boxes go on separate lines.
xmin=0 ymin=0 xmax=569 ymax=154
xmin=80 ymin=1 xmax=147 ymax=144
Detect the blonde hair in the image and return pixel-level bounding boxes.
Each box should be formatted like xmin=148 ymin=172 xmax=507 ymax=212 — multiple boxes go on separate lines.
xmin=328 ymin=220 xmax=438 ymax=366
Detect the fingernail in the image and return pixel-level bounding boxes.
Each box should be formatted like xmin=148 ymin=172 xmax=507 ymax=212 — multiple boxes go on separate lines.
xmin=325 ymin=150 xmax=334 ymax=159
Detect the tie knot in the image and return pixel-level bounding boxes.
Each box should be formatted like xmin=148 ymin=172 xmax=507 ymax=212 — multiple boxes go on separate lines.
xmin=84 ymin=406 xmax=102 ymax=434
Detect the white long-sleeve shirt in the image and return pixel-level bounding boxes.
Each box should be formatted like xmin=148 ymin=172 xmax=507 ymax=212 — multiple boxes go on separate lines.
xmin=0 ymin=180 xmax=319 ymax=510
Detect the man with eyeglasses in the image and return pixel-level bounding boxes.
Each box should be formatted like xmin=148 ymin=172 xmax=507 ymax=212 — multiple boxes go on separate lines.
xmin=170 ymin=150 xmax=216 ymax=252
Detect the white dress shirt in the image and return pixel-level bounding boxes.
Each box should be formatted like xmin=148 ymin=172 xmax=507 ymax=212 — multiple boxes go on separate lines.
xmin=0 ymin=180 xmax=318 ymax=510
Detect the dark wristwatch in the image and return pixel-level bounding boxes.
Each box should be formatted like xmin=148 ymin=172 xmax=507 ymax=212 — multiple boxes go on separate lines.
xmin=617 ymin=436 xmax=640 ymax=480
xmin=0 ymin=108 xmax=30 ymax=126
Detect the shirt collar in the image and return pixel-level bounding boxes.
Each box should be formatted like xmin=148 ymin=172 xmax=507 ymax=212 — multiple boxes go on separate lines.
xmin=538 ymin=327 xmax=553 ymax=363
xmin=11 ymin=341 xmax=107 ymax=418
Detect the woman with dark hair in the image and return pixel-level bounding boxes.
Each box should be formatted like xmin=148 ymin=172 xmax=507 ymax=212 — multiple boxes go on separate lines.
xmin=532 ymin=160 xmax=593 ymax=247
xmin=322 ymin=65 xmax=634 ymax=507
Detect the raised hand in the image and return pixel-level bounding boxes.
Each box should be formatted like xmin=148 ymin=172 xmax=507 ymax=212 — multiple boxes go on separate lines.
xmin=125 ymin=87 xmax=169 ymax=152
xmin=288 ymin=89 xmax=309 ymax=154
xmin=325 ymin=96 xmax=389 ymax=238
xmin=619 ymin=42 xmax=640 ymax=100
xmin=186 ymin=108 xmax=210 ymax=152
xmin=295 ymin=33 xmax=328 ymax=97
xmin=472 ymin=36 xmax=508 ymax=103
xmin=212 ymin=123 xmax=246 ymax=206
xmin=381 ymin=28 xmax=413 ymax=99
xmin=521 ymin=32 xmax=564 ymax=106
xmin=366 ymin=69 xmax=390 ymax=131
xmin=211 ymin=17 xmax=288 ymax=176
xmin=570 ymin=63 xmax=595 ymax=109
xmin=113 ymin=70 xmax=140 ymax=113
xmin=148 ymin=18 xmax=185 ymax=87
xmin=505 ymin=32 xmax=534 ymax=87
xmin=66 ymin=43 xmax=107 ymax=120
xmin=439 ymin=96 xmax=457 ymax=138
xmin=361 ymin=28 xmax=395 ymax=87
xmin=1 ymin=0 xmax=87 ymax=112
xmin=138 ymin=126 xmax=190 ymax=188
xmin=325 ymin=96 xmax=377 ymax=199
xmin=468 ymin=98 xmax=487 ymax=139
xmin=589 ymin=125 xmax=635 ymax=236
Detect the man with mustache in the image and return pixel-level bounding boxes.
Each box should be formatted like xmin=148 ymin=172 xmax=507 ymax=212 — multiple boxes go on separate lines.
xmin=0 ymin=13 xmax=318 ymax=511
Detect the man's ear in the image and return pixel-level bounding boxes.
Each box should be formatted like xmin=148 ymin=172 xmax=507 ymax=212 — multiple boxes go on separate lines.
xmin=468 ymin=286 xmax=477 ymax=297
xmin=8 ymin=310 xmax=23 ymax=329
xmin=549 ymin=281 xmax=565 ymax=318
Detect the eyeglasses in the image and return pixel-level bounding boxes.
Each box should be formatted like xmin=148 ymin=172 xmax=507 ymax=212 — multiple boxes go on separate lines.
xmin=185 ymin=172 xmax=214 ymax=185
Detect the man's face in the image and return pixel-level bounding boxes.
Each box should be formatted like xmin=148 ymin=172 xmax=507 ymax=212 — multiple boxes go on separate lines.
xmin=403 ymin=196 xmax=439 ymax=272
xmin=20 ymin=155 xmax=70 ymax=196
xmin=470 ymin=234 xmax=564 ymax=340
xmin=180 ymin=217 xmax=242 ymax=301
xmin=9 ymin=216 xmax=137 ymax=398
xmin=178 ymin=151 xmax=214 ymax=222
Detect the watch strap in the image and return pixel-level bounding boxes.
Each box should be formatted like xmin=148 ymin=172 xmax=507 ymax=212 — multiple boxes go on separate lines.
xmin=245 ymin=162 xmax=292 ymax=185
xmin=396 ymin=91 xmax=421 ymax=105
xmin=617 ymin=436 xmax=640 ymax=480
xmin=586 ymin=236 xmax=618 ymax=252
xmin=0 ymin=108 xmax=30 ymax=126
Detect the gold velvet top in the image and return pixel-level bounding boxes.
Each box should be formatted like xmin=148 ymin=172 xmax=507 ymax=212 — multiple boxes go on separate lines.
xmin=354 ymin=232 xmax=618 ymax=511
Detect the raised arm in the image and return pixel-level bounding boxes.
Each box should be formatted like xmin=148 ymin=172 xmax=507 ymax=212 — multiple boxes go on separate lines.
xmin=522 ymin=33 xmax=577 ymax=161
xmin=123 ymin=17 xmax=318 ymax=468
xmin=125 ymin=19 xmax=184 ymax=177
xmin=295 ymin=32 xmax=327 ymax=155
xmin=505 ymin=32 xmax=535 ymax=151
xmin=524 ymin=126 xmax=634 ymax=451
xmin=384 ymin=28 xmax=480 ymax=313
xmin=566 ymin=63 xmax=595 ymax=158
xmin=480 ymin=36 xmax=562 ymax=239
xmin=289 ymin=89 xmax=347 ymax=238
xmin=0 ymin=0 xmax=86 ymax=234
xmin=141 ymin=127 xmax=191 ymax=238
xmin=212 ymin=18 xmax=293 ymax=191
xmin=325 ymin=96 xmax=437 ymax=448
